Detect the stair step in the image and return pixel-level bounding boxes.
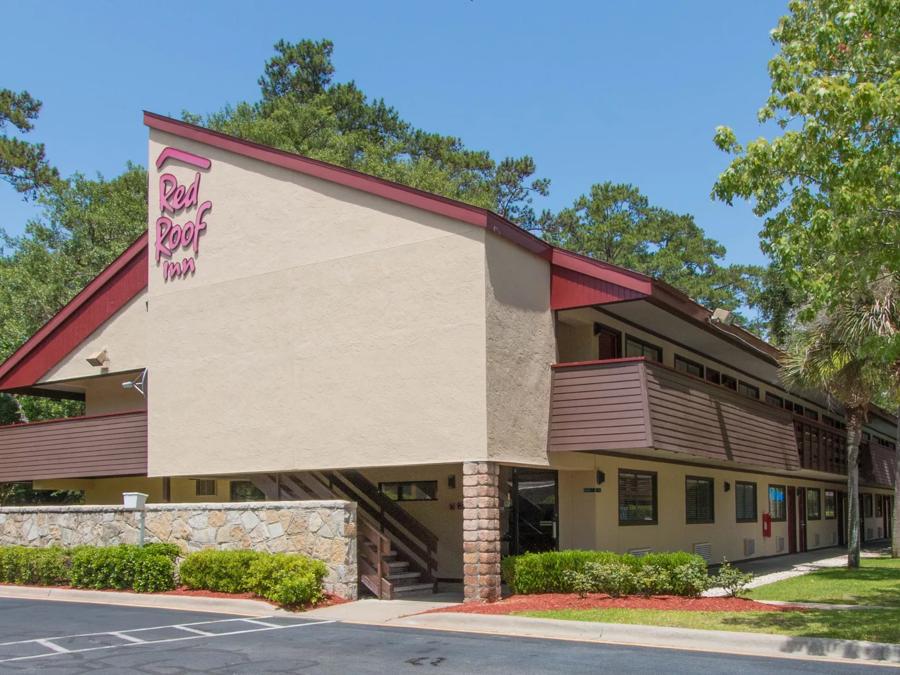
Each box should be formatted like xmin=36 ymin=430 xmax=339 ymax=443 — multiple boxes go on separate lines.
xmin=386 ymin=560 xmax=409 ymax=570
xmin=391 ymin=583 xmax=435 ymax=595
xmin=387 ymin=571 xmax=421 ymax=581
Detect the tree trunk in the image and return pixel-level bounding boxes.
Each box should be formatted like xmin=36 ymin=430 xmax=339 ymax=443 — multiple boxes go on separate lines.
xmin=893 ymin=407 xmax=899 ymax=558
xmin=846 ymin=412 xmax=862 ymax=569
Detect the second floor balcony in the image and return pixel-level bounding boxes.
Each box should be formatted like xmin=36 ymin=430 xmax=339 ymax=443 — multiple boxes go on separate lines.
xmin=550 ymin=357 xmax=895 ymax=487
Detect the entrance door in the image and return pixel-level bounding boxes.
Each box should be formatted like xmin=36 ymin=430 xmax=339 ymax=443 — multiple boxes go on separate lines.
xmin=510 ymin=469 xmax=559 ymax=555
xmin=884 ymin=496 xmax=893 ymax=541
xmin=787 ymin=486 xmax=797 ymax=553
xmin=797 ymin=487 xmax=808 ymax=552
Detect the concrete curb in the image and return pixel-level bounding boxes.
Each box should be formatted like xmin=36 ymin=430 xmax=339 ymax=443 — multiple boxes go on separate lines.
xmin=0 ymin=585 xmax=280 ymax=617
xmin=392 ymin=612 xmax=900 ymax=665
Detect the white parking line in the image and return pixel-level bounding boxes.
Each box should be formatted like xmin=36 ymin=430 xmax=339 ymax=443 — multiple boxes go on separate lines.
xmin=173 ymin=625 xmax=215 ymax=636
xmin=0 ymin=617 xmax=335 ymax=664
xmin=34 ymin=639 xmax=69 ymax=654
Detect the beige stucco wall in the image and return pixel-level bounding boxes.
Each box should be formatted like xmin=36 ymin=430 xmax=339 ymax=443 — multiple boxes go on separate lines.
xmin=147 ymin=130 xmax=490 ymax=476
xmin=33 ymin=477 xmax=232 ymax=505
xmin=39 ymin=292 xmax=148 ymax=384
xmin=484 ymin=233 xmax=555 ymax=465
xmin=552 ymin=451 xmax=893 ymax=562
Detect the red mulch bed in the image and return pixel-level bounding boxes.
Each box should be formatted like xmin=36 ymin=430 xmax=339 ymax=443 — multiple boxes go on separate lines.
xmin=429 ymin=593 xmax=797 ymax=615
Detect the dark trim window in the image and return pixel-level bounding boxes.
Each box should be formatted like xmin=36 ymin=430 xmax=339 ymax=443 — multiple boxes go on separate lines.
xmin=765 ymin=392 xmax=784 ymax=408
xmin=618 ymin=470 xmax=658 ymax=525
xmin=823 ymin=415 xmax=836 ymax=427
xmin=229 ymin=480 xmax=266 ymax=502
xmin=863 ymin=493 xmax=873 ymax=518
xmin=768 ymin=484 xmax=787 ymax=521
xmin=793 ymin=402 xmax=805 ymax=415
xmin=595 ymin=323 xmax=622 ymax=360
xmin=625 ymin=336 xmax=662 ymax=363
xmin=806 ymin=488 xmax=821 ymax=520
xmin=379 ymin=481 xmax=437 ymax=502
xmin=804 ymin=408 xmax=819 ymax=421
xmin=721 ymin=374 xmax=738 ymax=391
xmin=705 ymin=367 xmax=722 ymax=385
xmin=738 ymin=381 xmax=759 ymax=399
xmin=195 ymin=479 xmax=217 ymax=497
xmin=875 ymin=494 xmax=883 ymax=518
xmin=685 ymin=476 xmax=715 ymax=524
xmin=735 ymin=481 xmax=757 ymax=522
xmin=674 ymin=355 xmax=704 ymax=378
xmin=824 ymin=490 xmax=836 ymax=519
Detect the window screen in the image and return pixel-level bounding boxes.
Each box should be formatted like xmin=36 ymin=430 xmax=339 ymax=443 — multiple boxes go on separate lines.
xmin=735 ymin=481 xmax=757 ymax=522
xmin=618 ymin=470 xmax=657 ymax=524
xmin=685 ymin=476 xmax=714 ymax=524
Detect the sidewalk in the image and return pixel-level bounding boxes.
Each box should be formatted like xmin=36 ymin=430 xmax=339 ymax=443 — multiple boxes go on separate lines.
xmin=390 ymin=611 xmax=900 ymax=665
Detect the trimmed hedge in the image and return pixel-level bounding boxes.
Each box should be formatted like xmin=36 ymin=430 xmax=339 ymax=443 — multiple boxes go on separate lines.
xmin=179 ymin=550 xmax=262 ymax=593
xmin=0 ymin=544 xmax=177 ymax=593
xmin=179 ymin=550 xmax=328 ymax=607
xmin=501 ymin=550 xmax=710 ymax=596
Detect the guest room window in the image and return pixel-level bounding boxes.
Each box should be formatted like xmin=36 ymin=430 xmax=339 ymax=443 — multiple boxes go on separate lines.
xmin=768 ymin=485 xmax=786 ymax=521
xmin=618 ymin=470 xmax=658 ymax=525
xmin=625 ymin=336 xmax=662 ymax=363
xmin=595 ymin=323 xmax=622 ymax=360
xmin=765 ymin=392 xmax=783 ymax=408
xmin=806 ymin=488 xmax=821 ymax=520
xmin=195 ymin=479 xmax=217 ymax=496
xmin=674 ymin=355 xmax=704 ymax=378
xmin=379 ymin=481 xmax=437 ymax=502
xmin=735 ymin=481 xmax=757 ymax=522
xmin=685 ymin=476 xmax=715 ymax=524
xmin=824 ymin=490 xmax=836 ymax=519
xmin=737 ymin=381 xmax=759 ymax=399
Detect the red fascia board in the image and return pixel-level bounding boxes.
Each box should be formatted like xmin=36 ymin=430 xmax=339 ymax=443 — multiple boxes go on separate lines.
xmin=0 ymin=409 xmax=146 ymax=430
xmin=552 ymin=357 xmax=647 ymax=369
xmin=550 ymin=248 xmax=653 ymax=296
xmin=0 ymin=233 xmax=149 ymax=390
xmin=144 ymin=112 xmax=551 ymax=258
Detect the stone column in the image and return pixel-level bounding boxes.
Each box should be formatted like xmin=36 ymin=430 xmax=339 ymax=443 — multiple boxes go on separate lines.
xmin=462 ymin=461 xmax=501 ymax=603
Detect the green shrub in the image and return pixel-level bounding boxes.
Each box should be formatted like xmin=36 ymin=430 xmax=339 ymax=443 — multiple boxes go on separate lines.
xmin=179 ymin=550 xmax=262 ymax=593
xmin=245 ymin=553 xmax=328 ymax=607
xmin=0 ymin=546 xmax=70 ymax=586
xmin=133 ymin=553 xmax=176 ymax=593
xmin=142 ymin=543 xmax=181 ymax=560
xmin=502 ymin=550 xmax=710 ymax=596
xmin=713 ymin=559 xmax=754 ymax=597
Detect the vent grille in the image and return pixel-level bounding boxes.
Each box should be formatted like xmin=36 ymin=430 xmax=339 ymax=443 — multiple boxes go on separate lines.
xmin=776 ymin=536 xmax=785 ymax=553
xmin=693 ymin=542 xmax=712 ymax=563
xmin=743 ymin=538 xmax=755 ymax=557
xmin=628 ymin=547 xmax=651 ymax=558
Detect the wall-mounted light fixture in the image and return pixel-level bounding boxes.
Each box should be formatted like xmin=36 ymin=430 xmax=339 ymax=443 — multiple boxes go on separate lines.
xmin=86 ymin=348 xmax=109 ymax=368
xmin=448 ymin=475 xmax=456 ymax=489
xmin=122 ymin=369 xmax=148 ymax=397
xmin=596 ymin=471 xmax=606 ymax=485
xmin=724 ymin=481 xmax=731 ymax=492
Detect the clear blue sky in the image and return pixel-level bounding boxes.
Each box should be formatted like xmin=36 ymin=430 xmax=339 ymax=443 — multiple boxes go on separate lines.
xmin=2 ymin=0 xmax=786 ymax=266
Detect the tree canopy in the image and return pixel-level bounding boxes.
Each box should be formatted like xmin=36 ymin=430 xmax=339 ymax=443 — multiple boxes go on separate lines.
xmin=0 ymin=89 xmax=59 ymax=199
xmin=713 ymin=0 xmax=899 ymax=316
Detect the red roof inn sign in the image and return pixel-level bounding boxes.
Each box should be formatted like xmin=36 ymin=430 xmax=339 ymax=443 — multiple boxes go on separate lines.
xmin=154 ymin=147 xmax=212 ymax=282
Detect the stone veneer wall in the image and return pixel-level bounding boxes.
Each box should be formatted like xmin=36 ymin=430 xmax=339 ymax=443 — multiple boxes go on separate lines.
xmin=0 ymin=500 xmax=357 ymax=599
xmin=462 ymin=461 xmax=501 ymax=602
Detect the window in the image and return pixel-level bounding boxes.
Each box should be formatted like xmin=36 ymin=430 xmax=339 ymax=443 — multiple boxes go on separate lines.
xmin=863 ymin=494 xmax=873 ymax=518
xmin=685 ymin=476 xmax=715 ymax=524
xmin=765 ymin=392 xmax=784 ymax=408
xmin=595 ymin=323 xmax=622 ymax=360
xmin=737 ymin=381 xmax=759 ymax=399
xmin=379 ymin=481 xmax=437 ymax=502
xmin=768 ymin=485 xmax=787 ymax=521
xmin=618 ymin=470 xmax=658 ymax=525
xmin=229 ymin=480 xmax=265 ymax=502
xmin=784 ymin=399 xmax=795 ymax=412
xmin=823 ymin=416 xmax=835 ymax=427
xmin=195 ymin=479 xmax=217 ymax=496
xmin=674 ymin=355 xmax=704 ymax=378
xmin=804 ymin=408 xmax=819 ymax=421
xmin=875 ymin=495 xmax=883 ymax=518
xmin=625 ymin=336 xmax=662 ymax=363
xmin=794 ymin=402 xmax=805 ymax=415
xmin=705 ymin=367 xmax=722 ymax=385
xmin=721 ymin=374 xmax=737 ymax=391
xmin=806 ymin=488 xmax=821 ymax=520
xmin=824 ymin=490 xmax=836 ymax=519
xmin=735 ymin=481 xmax=757 ymax=522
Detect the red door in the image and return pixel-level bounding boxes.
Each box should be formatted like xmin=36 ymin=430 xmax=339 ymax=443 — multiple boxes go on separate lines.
xmin=787 ymin=486 xmax=797 ymax=553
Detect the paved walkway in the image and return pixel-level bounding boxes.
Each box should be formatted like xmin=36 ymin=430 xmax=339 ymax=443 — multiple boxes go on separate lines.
xmin=705 ymin=546 xmax=886 ymax=597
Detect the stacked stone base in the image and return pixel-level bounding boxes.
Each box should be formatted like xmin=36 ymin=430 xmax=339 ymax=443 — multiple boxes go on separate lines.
xmin=462 ymin=461 xmax=501 ymax=602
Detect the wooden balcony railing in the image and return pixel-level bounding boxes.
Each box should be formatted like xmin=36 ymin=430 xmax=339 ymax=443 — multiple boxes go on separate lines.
xmin=0 ymin=410 xmax=147 ymax=482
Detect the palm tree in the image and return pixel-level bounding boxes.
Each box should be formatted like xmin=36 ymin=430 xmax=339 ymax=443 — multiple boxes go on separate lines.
xmin=781 ymin=307 xmax=885 ymax=568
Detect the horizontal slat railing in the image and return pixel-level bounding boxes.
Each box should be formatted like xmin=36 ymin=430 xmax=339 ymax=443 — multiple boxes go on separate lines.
xmin=0 ymin=410 xmax=147 ymax=482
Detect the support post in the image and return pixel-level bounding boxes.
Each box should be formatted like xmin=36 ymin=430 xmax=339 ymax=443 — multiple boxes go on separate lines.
xmin=462 ymin=461 xmax=501 ymax=603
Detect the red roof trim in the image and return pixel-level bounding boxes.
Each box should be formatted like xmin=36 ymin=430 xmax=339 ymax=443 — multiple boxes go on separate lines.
xmin=0 ymin=233 xmax=148 ymax=390
xmin=144 ymin=112 xmax=551 ymax=258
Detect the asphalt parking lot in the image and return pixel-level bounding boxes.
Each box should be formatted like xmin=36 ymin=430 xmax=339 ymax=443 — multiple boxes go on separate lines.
xmin=0 ymin=598 xmax=887 ymax=673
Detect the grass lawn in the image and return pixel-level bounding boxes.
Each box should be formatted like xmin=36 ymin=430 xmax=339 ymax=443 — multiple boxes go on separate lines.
xmin=516 ymin=607 xmax=900 ymax=644
xmin=748 ymin=557 xmax=900 ymax=607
